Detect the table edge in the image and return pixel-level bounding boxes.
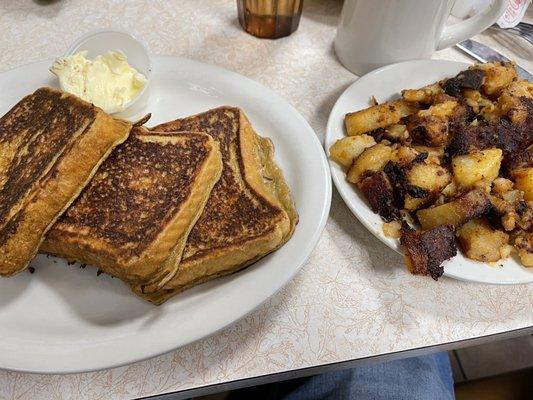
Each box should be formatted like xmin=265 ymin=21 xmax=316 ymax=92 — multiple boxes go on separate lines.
xmin=142 ymin=325 xmax=533 ymax=400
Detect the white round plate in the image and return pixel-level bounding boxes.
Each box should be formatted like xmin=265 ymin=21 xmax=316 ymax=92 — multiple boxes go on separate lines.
xmin=0 ymin=56 xmax=331 ymax=373
xmin=326 ymin=59 xmax=533 ymax=285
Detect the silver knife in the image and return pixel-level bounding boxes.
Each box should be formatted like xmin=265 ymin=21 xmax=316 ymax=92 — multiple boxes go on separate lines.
xmin=456 ymin=39 xmax=532 ymax=81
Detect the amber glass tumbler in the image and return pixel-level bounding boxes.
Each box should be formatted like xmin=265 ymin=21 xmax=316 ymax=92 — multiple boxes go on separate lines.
xmin=237 ymin=0 xmax=303 ymax=39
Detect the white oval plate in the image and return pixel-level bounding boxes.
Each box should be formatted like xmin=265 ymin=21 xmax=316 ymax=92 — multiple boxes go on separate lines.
xmin=326 ymin=59 xmax=533 ymax=285
xmin=0 ymin=56 xmax=331 ymax=373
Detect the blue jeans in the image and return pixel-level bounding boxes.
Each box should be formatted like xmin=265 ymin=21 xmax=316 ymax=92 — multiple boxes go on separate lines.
xmin=228 ymin=353 xmax=454 ymax=400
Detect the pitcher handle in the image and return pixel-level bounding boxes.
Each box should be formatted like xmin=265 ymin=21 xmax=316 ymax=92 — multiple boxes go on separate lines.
xmin=437 ymin=0 xmax=507 ymax=50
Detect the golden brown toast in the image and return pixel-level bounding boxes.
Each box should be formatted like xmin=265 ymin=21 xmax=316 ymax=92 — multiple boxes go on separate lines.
xmin=41 ymin=127 xmax=223 ymax=291
xmin=138 ymin=107 xmax=298 ymax=304
xmin=0 ymin=87 xmax=131 ymax=276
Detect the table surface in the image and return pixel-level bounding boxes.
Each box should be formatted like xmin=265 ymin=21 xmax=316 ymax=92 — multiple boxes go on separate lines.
xmin=0 ymin=1 xmax=532 ymax=399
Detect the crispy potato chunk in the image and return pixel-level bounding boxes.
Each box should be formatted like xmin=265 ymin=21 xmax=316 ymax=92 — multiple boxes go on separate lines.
xmin=382 ymin=220 xmax=401 ymax=238
xmin=501 ymin=79 xmax=533 ymax=98
xmin=329 ymin=134 xmax=376 ymax=168
xmin=473 ymin=62 xmax=518 ymax=97
xmin=498 ymin=82 xmax=533 ymax=124
xmin=345 ymin=100 xmax=419 ymax=136
xmin=403 ymin=162 xmax=451 ymax=211
xmin=501 ymin=189 xmax=523 ymax=204
xmin=358 ymin=171 xmax=397 ymax=221
xmin=492 ymin=177 xmax=514 ymax=195
xmin=402 ymin=83 xmax=442 ymax=104
xmin=513 ymin=167 xmax=533 ymax=201
xmin=400 ymin=224 xmax=457 ymax=280
xmin=417 ymin=189 xmax=492 ymax=230
xmin=516 ymin=201 xmax=533 ymax=231
xmin=412 ymin=145 xmax=444 ymax=163
xmin=391 ymin=145 xmax=419 ymax=165
xmin=452 ymin=148 xmax=502 ymax=188
xmin=441 ymin=181 xmax=458 ymax=198
xmin=385 ymin=153 xmax=451 ymax=211
xmin=422 ymin=100 xmax=459 ymax=120
xmin=514 ymin=231 xmax=533 ymax=267
xmin=347 ymin=143 xmax=392 ymax=183
xmin=407 ymin=162 xmax=451 ymax=190
xmin=457 ymin=218 xmax=509 ymax=262
xmin=489 ymin=191 xmax=525 ymax=232
xmin=497 ymin=80 xmax=533 ymax=116
xmin=405 ymin=101 xmax=464 ymax=146
xmin=462 ymin=89 xmax=499 ymax=122
xmin=384 ymin=124 xmax=409 ymax=142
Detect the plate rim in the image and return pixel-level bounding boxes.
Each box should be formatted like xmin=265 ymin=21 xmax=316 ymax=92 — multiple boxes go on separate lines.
xmin=0 ymin=55 xmax=332 ymax=374
xmin=325 ymin=58 xmax=533 ymax=285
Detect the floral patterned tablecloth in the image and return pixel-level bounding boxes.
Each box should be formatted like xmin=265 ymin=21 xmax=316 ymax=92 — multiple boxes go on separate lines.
xmin=0 ymin=1 xmax=531 ymax=399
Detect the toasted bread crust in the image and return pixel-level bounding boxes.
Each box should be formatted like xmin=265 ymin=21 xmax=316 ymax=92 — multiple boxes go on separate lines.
xmin=42 ymin=128 xmax=223 ymax=291
xmin=0 ymin=88 xmax=131 ymax=276
xmin=137 ymin=107 xmax=297 ymax=303
xmin=242 ymin=114 xmax=298 ymax=241
xmin=141 ymin=227 xmax=284 ymax=305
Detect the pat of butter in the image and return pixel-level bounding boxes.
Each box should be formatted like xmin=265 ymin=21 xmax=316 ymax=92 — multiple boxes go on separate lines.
xmin=50 ymin=50 xmax=147 ymax=113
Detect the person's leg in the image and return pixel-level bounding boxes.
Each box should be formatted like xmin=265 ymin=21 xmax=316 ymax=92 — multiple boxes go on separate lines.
xmin=228 ymin=352 xmax=454 ymax=400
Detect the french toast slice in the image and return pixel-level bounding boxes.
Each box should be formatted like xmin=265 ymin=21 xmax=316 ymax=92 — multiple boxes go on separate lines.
xmin=137 ymin=107 xmax=298 ymax=304
xmin=41 ymin=127 xmax=223 ymax=291
xmin=0 ymin=87 xmax=131 ymax=276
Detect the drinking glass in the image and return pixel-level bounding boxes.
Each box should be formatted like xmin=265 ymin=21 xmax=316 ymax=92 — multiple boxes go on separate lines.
xmin=237 ymin=0 xmax=303 ymax=39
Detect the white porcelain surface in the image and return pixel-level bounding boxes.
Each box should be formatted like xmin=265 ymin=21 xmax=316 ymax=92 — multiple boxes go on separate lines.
xmin=0 ymin=56 xmax=331 ymax=373
xmin=334 ymin=0 xmax=506 ymax=75
xmin=326 ymin=59 xmax=533 ymax=285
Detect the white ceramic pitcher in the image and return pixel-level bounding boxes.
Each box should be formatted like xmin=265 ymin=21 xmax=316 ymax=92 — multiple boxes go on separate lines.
xmin=334 ymin=0 xmax=507 ymax=75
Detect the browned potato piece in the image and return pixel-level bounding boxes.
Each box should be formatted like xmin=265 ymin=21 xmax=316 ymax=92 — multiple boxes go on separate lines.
xmin=403 ymin=197 xmax=429 ymax=212
xmin=473 ymin=62 xmax=518 ymax=97
xmin=404 ymin=162 xmax=451 ymax=211
xmin=452 ymin=148 xmax=502 ymax=188
xmin=497 ymin=80 xmax=533 ymax=124
xmin=400 ymin=224 xmax=457 ymax=280
xmin=402 ymin=83 xmax=442 ymax=104
xmin=391 ymin=145 xmax=419 ymax=165
xmin=457 ymin=218 xmax=509 ymax=262
xmin=416 ymin=189 xmax=492 ymax=230
xmin=405 ymin=101 xmax=462 ymax=146
xmin=513 ymin=167 xmax=533 ymax=201
xmin=347 ymin=143 xmax=392 ymax=183
xmin=501 ymin=189 xmax=523 ymax=204
xmin=501 ymin=79 xmax=533 ymax=98
xmin=421 ymin=100 xmax=458 ymax=119
xmin=514 ymin=232 xmax=533 ymax=267
xmin=358 ymin=171 xmax=397 ymax=221
xmin=462 ymin=89 xmax=499 ymax=122
xmin=492 ymin=177 xmax=514 ymax=195
xmin=462 ymin=89 xmax=493 ymax=110
xmin=488 ymin=192 xmax=525 ymax=232
xmin=407 ymin=162 xmax=451 ymax=189
xmin=384 ymin=124 xmax=409 ymax=142
xmin=329 ymin=134 xmax=376 ymax=168
xmin=516 ymin=201 xmax=533 ymax=232
xmin=412 ymin=145 xmax=444 ymax=162
xmin=382 ymin=220 xmax=401 ymax=238
xmin=345 ymin=100 xmax=419 ymax=136
xmin=507 ymin=97 xmax=532 ymax=125
xmin=441 ymin=181 xmax=458 ymax=198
